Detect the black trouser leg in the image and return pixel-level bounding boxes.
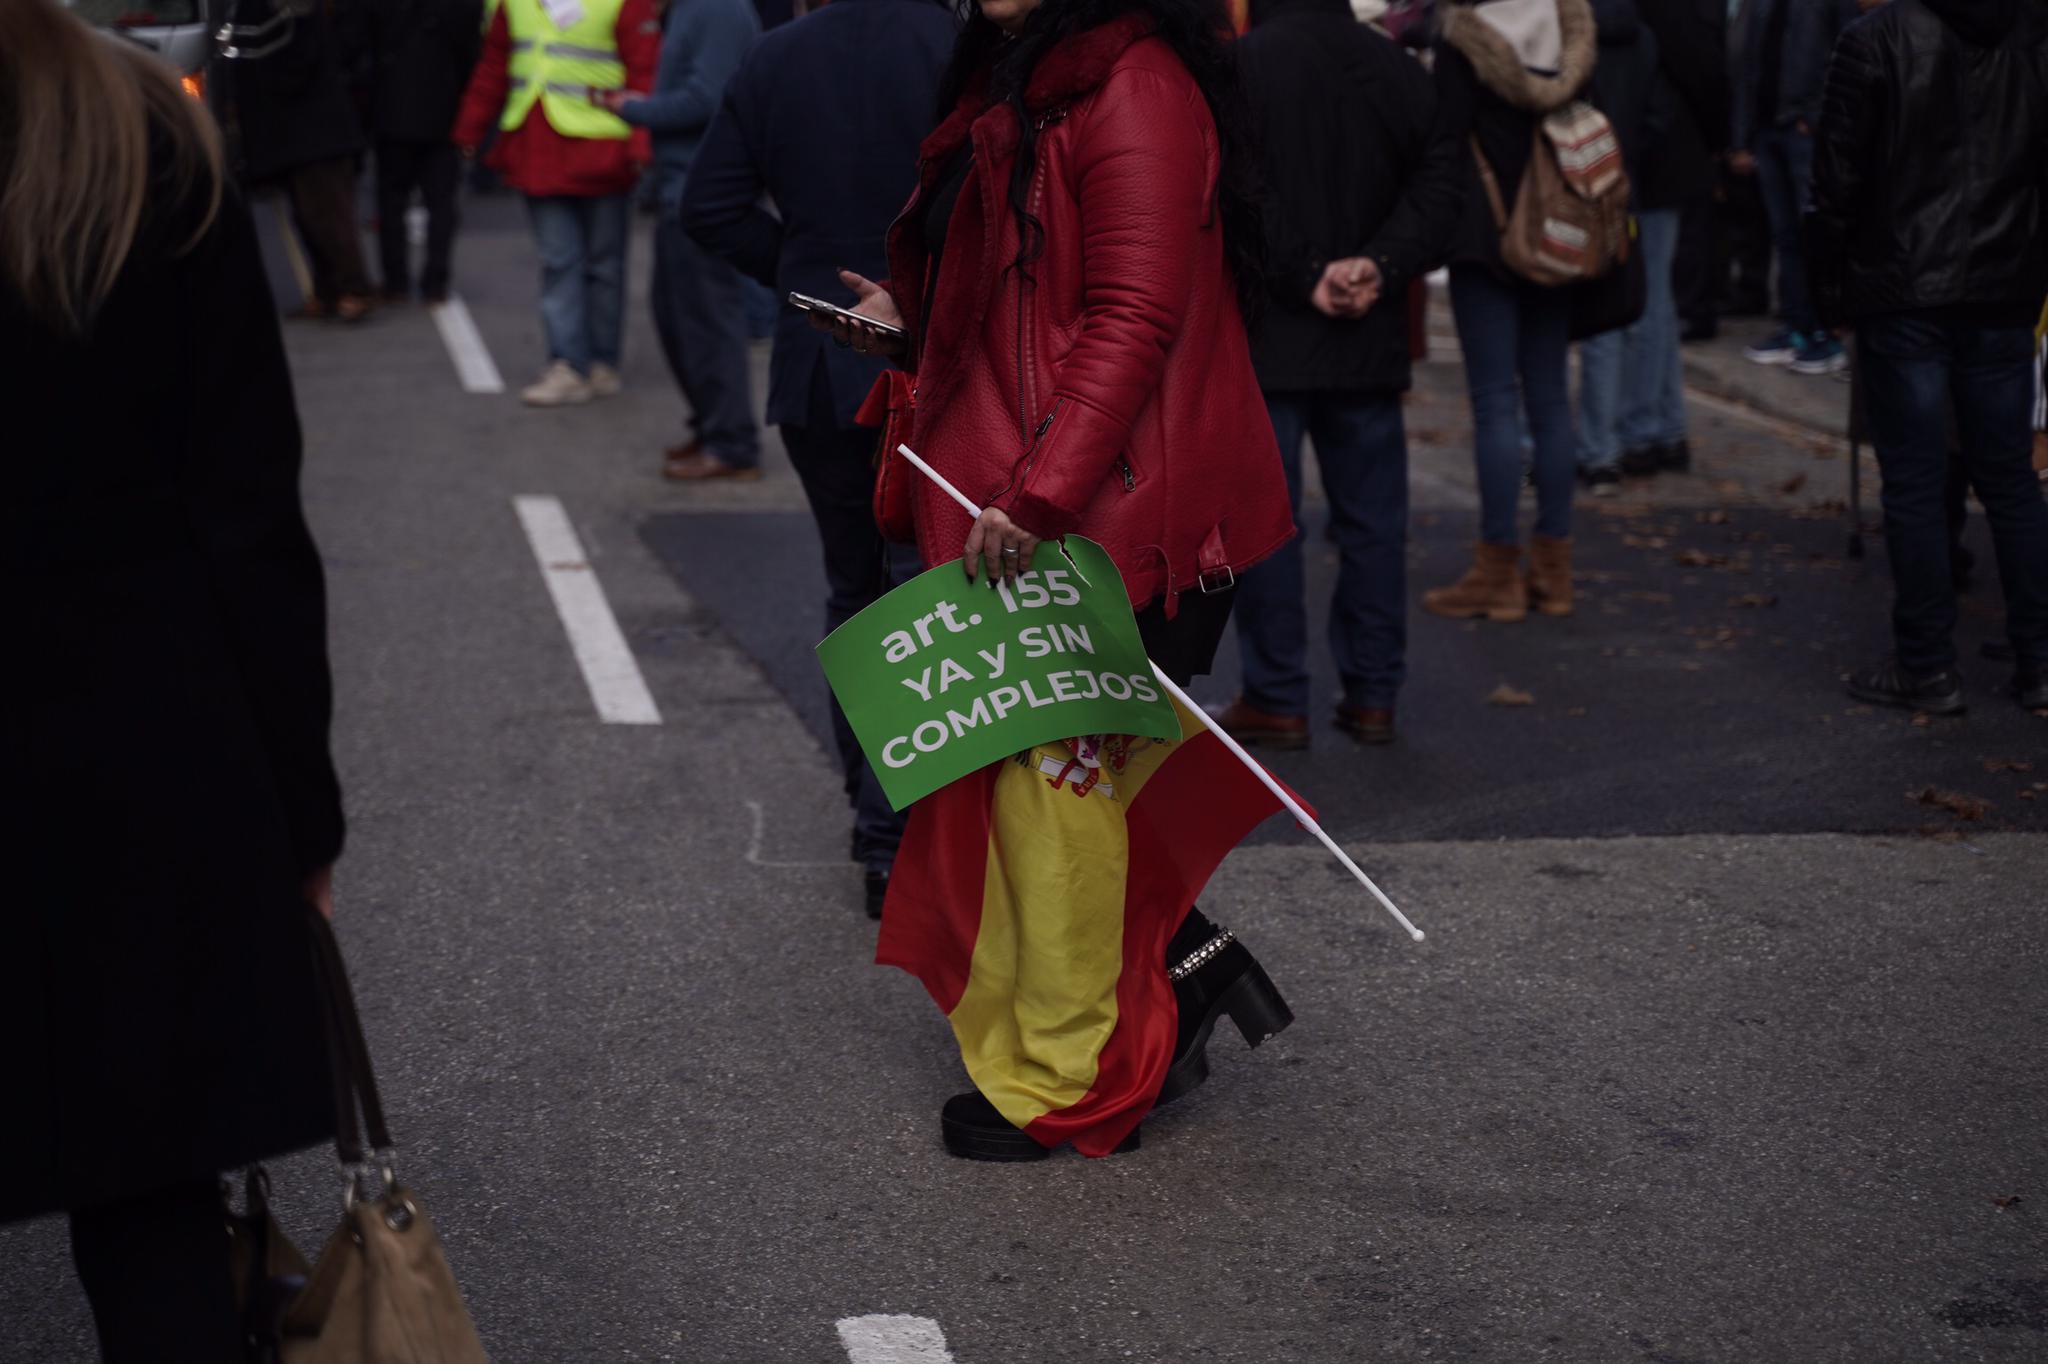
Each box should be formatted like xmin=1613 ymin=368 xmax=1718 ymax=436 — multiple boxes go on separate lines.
xmin=291 ymin=155 xmax=372 ymax=303
xmin=70 ymin=1180 xmax=241 ymax=1364
xmin=418 ymin=141 xmax=461 ymax=298
xmin=374 ymin=139 xmax=418 ymax=296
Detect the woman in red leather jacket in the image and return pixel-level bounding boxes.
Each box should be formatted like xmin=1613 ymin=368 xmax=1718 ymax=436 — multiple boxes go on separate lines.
xmin=822 ymin=0 xmax=1298 ymax=1160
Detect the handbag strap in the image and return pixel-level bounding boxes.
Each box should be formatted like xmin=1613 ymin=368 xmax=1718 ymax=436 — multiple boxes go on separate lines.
xmin=306 ymin=910 xmax=393 ymax=1166
xmin=1470 ymin=135 xmax=1510 ymax=233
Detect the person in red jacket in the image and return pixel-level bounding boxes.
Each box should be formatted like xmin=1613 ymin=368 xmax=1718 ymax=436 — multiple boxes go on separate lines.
xmin=821 ymin=0 xmax=1297 ymax=1160
xmin=452 ymin=0 xmax=658 ymax=406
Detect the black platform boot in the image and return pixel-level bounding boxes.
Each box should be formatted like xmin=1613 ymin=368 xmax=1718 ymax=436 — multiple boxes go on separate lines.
xmin=1156 ymin=908 xmax=1293 ymax=1106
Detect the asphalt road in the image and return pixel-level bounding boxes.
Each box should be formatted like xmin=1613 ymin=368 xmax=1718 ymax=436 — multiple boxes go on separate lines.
xmin=2 ymin=192 xmax=2043 ymax=1364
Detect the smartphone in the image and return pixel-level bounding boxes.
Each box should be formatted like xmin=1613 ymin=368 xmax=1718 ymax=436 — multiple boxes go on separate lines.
xmin=787 ymin=292 xmax=908 ymax=341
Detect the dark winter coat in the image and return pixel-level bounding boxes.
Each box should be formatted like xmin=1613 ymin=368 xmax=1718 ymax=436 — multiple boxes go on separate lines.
xmin=886 ymin=18 xmax=1296 ymax=610
xmin=1806 ymin=0 xmax=2048 ymax=327
xmin=681 ymin=0 xmax=957 ymax=429
xmin=230 ymin=0 xmax=369 ymax=181
xmin=362 ymin=0 xmax=482 ymax=143
xmin=1731 ymin=0 xmax=1859 ymax=150
xmin=1587 ymin=0 xmax=1660 ymax=180
xmin=1238 ymin=0 xmax=1465 ymax=393
xmin=0 ymin=171 xmax=343 ymax=1222
xmin=1632 ymin=0 xmax=1724 ymax=207
xmin=1434 ymin=0 xmax=1599 ymax=275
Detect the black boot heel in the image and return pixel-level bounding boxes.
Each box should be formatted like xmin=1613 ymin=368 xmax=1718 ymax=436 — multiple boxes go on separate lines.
xmin=1219 ymin=961 xmax=1293 ymax=1047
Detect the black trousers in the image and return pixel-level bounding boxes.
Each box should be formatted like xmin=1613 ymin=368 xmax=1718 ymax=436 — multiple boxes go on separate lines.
xmin=375 ymin=138 xmax=460 ymax=299
xmin=70 ymin=1180 xmax=241 ymax=1364
xmin=285 ymin=156 xmax=372 ymax=306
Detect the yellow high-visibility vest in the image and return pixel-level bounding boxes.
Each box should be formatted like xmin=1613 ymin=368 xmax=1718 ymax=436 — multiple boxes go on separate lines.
xmin=500 ymin=0 xmax=632 ymax=141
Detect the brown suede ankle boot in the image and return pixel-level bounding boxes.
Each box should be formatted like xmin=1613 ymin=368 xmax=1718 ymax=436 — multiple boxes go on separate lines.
xmin=1422 ymin=542 xmax=1528 ymax=622
xmin=1527 ymin=534 xmax=1574 ymax=617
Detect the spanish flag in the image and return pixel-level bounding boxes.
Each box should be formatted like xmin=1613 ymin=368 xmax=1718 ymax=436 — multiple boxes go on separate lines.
xmin=878 ymin=699 xmax=1293 ymax=1156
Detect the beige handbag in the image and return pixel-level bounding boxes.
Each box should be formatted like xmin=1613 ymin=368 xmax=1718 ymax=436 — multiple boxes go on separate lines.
xmin=228 ymin=912 xmax=489 ymax=1364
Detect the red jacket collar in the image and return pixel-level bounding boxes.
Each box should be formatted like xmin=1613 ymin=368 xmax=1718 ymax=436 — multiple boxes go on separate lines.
xmin=919 ymin=15 xmax=1157 ymax=165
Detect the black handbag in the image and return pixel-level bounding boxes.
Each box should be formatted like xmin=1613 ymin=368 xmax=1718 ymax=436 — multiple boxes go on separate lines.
xmin=1567 ymin=215 xmax=1647 ymax=342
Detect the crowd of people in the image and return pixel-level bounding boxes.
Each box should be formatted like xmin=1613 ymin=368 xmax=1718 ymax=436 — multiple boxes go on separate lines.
xmin=5 ymin=0 xmax=2047 ymax=1352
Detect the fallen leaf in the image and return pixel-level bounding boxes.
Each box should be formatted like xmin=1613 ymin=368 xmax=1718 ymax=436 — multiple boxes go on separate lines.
xmin=1623 ymin=534 xmax=1671 ymax=551
xmin=1911 ymin=713 xmax=1934 ymax=728
xmin=1676 ymin=548 xmax=1731 ymax=568
xmin=1729 ymin=593 xmax=1780 ymax=609
xmin=1777 ymin=473 xmax=1809 ymax=495
xmin=2021 ymin=791 xmax=2038 ymax=802
xmin=1486 ymin=683 xmax=1536 ymax=707
xmin=1984 ymin=758 xmax=2035 ymax=774
xmin=1697 ymin=509 xmax=1732 ymax=525
xmin=1913 ymin=787 xmax=1993 ymax=821
xmin=1566 ymin=707 xmax=1588 ymax=718
xmin=1991 ymin=1195 xmax=2024 ymax=1210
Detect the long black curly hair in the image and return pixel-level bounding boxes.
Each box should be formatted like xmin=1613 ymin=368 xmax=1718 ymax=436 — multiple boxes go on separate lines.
xmin=936 ymin=0 xmax=1266 ymax=318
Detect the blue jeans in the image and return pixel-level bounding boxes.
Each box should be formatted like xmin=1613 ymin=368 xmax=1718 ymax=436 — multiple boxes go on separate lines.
xmin=1578 ymin=209 xmax=1685 ymax=467
xmin=1234 ymin=392 xmax=1409 ymax=715
xmin=1450 ymin=265 xmax=1577 ymax=545
xmin=1753 ymin=127 xmax=1816 ymax=336
xmin=652 ymin=215 xmax=759 ymax=467
xmin=1577 ymin=329 xmax=1625 ymax=470
xmin=1859 ymin=313 xmax=2048 ymax=673
xmin=526 ymin=193 xmax=628 ymax=373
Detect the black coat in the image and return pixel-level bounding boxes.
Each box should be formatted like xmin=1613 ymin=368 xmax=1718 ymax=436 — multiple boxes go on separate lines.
xmin=231 ymin=0 xmax=368 ymax=181
xmin=0 ymin=174 xmax=343 ymax=1222
xmin=1632 ymin=0 xmax=1725 ymax=208
xmin=680 ymin=0 xmax=957 ymax=429
xmin=1238 ymin=0 xmax=1464 ymax=393
xmin=1587 ymin=0 xmax=1659 ymax=181
xmin=1806 ymin=0 xmax=2048 ymax=327
xmin=363 ymin=0 xmax=482 ymax=143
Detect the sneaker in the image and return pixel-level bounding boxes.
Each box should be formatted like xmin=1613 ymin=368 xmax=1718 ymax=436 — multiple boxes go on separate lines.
xmin=1744 ymin=329 xmax=1804 ymax=366
xmin=588 ymin=363 xmax=623 ymax=398
xmin=1578 ymin=464 xmax=1622 ymax=497
xmin=1620 ymin=439 xmax=1691 ymax=477
xmin=1789 ymin=334 xmax=1847 ymax=376
xmin=521 ymin=360 xmax=593 ymax=407
xmin=1844 ymin=657 xmax=1964 ymax=715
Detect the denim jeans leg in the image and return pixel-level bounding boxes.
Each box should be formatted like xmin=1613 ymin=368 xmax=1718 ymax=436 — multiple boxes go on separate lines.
xmin=1314 ymin=394 xmax=1409 ymax=711
xmin=1859 ymin=315 xmax=1961 ymax=673
xmin=1234 ymin=394 xmax=1311 ymax=717
xmin=1519 ymin=286 xmax=1578 ymax=541
xmin=1576 ymin=331 xmax=1624 ymax=470
xmin=1450 ymin=265 xmax=1527 ymax=546
xmin=525 ymin=195 xmax=589 ymax=372
xmin=584 ymin=193 xmax=630 ymax=369
xmin=1619 ymin=207 xmax=1686 ymax=448
xmin=662 ymin=216 xmax=760 ymax=467
xmin=1950 ymin=324 xmax=2048 ymax=666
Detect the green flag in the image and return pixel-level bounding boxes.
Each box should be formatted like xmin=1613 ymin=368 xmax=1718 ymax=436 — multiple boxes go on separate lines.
xmin=816 ymin=537 xmax=1182 ymax=810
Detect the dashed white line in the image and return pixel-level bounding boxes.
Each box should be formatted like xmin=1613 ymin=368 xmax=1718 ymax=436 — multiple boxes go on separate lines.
xmin=432 ymin=294 xmax=505 ymax=394
xmin=513 ymin=496 xmax=660 ymax=725
xmin=837 ymin=1315 xmax=957 ymax=1364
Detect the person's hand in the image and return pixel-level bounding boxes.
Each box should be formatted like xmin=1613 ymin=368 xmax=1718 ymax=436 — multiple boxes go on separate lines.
xmin=962 ymin=506 xmax=1041 ymax=586
xmin=598 ymin=90 xmax=644 ymax=115
xmin=458 ymin=144 xmax=477 ymax=161
xmin=1311 ymin=258 xmax=1382 ymax=319
xmin=304 ymin=864 xmax=335 ymax=920
xmin=808 ymin=269 xmax=907 ymax=358
xmin=1728 ymin=149 xmax=1757 ymax=176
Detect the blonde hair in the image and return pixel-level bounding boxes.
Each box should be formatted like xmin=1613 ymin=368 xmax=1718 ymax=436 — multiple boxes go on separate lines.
xmin=0 ymin=0 xmax=225 ymax=332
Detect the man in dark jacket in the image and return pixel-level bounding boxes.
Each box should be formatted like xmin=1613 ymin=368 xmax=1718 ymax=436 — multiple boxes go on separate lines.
xmin=1207 ymin=0 xmax=1463 ymax=748
xmin=680 ymin=0 xmax=954 ymax=914
xmin=364 ymin=0 xmax=481 ymax=302
xmin=1808 ymin=0 xmax=2048 ymax=713
xmin=1731 ymin=0 xmax=1857 ymax=375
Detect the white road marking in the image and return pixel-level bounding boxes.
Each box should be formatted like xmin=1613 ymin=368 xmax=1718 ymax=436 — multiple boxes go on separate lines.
xmin=432 ymin=295 xmax=506 ymax=394
xmin=837 ymin=1316 xmax=957 ymax=1364
xmin=513 ymin=496 xmax=661 ymax=725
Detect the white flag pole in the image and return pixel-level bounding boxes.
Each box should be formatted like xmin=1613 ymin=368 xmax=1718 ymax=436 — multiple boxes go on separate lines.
xmin=895 ymin=443 xmax=1424 ymax=942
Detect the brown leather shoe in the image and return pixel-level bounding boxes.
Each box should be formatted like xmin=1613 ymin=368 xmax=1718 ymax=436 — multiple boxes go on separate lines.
xmin=663 ymin=449 xmax=763 ymax=482
xmin=334 ymin=294 xmax=375 ymax=324
xmin=1334 ymin=705 xmax=1395 ymax=745
xmin=1203 ymin=697 xmax=1309 ymax=750
xmin=1422 ymin=541 xmax=1527 ymax=622
xmin=1527 ymin=534 xmax=1574 ymax=617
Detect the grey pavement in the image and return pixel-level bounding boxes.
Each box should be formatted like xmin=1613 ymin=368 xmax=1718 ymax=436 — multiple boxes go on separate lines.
xmin=2 ymin=193 xmax=2043 ymax=1364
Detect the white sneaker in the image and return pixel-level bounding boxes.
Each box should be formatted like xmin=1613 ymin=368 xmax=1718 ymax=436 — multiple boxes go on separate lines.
xmin=588 ymin=363 xmax=622 ymax=398
xmin=522 ymin=361 xmax=593 ymax=407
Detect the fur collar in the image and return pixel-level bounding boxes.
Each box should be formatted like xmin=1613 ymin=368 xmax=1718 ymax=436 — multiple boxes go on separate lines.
xmin=1440 ymin=0 xmax=1595 ymax=113
xmin=920 ymin=15 xmax=1157 ymax=165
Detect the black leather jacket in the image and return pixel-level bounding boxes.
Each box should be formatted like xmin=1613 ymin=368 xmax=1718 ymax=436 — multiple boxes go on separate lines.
xmin=1806 ymin=0 xmax=2048 ymax=327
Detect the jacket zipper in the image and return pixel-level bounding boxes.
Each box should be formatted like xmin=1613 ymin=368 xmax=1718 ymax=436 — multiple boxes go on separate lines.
xmin=1115 ymin=457 xmax=1135 ymax=491
xmin=1014 ymin=136 xmax=1055 ymax=442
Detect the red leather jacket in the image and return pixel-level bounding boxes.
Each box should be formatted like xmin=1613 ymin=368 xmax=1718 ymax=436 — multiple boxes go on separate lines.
xmin=886 ymin=18 xmax=1293 ymax=614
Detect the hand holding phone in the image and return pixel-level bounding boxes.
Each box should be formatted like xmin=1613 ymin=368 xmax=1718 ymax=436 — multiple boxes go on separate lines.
xmin=791 ymin=271 xmax=908 ymax=357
